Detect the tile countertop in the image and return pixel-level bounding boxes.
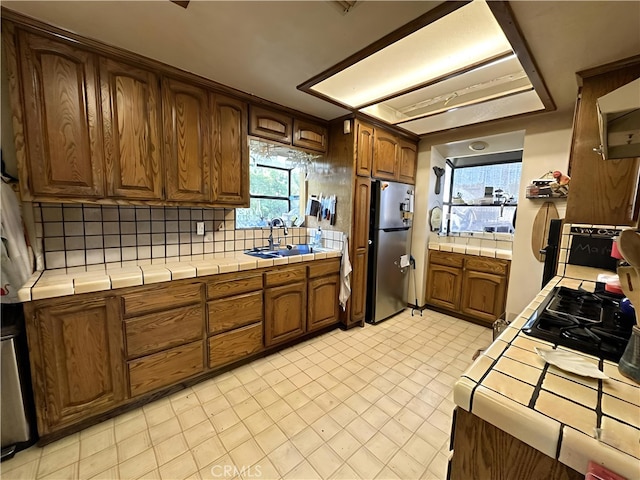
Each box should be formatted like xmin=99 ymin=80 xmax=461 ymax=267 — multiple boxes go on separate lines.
xmin=453 ymin=275 xmax=640 ymax=479
xmin=18 ymin=249 xmax=342 ymax=302
xmin=428 ymin=242 xmax=512 ymax=260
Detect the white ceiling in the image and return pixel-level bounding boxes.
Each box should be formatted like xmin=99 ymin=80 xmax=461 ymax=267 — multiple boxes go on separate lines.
xmin=2 ymin=1 xmax=640 ymax=138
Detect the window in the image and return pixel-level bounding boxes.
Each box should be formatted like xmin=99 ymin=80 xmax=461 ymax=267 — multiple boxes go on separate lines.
xmin=442 ymin=154 xmax=522 ymax=234
xmin=235 ymin=141 xmax=306 ymax=228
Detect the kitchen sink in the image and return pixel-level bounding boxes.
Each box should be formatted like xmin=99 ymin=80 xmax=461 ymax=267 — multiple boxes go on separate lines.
xmin=244 ymin=244 xmax=315 ymax=259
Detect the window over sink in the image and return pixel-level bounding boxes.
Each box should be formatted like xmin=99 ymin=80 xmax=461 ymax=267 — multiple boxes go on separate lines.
xmin=235 ymin=139 xmax=317 ymax=229
xmin=442 ymin=151 xmax=522 ymax=234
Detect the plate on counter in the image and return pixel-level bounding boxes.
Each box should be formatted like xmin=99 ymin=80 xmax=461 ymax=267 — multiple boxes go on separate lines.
xmin=534 ymin=347 xmax=608 ymax=379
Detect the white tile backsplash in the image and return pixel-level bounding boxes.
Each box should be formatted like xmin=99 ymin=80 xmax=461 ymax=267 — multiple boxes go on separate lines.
xmin=34 ymin=204 xmax=344 ymax=270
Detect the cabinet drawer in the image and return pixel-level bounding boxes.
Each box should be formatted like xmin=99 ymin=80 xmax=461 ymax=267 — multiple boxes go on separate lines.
xmin=207 ymin=272 xmax=263 ymax=299
xmin=208 ymin=323 xmax=263 ymax=369
xmin=125 ymin=305 xmax=203 ymax=358
xmin=264 ymin=265 xmax=306 ymax=287
xmin=430 ymin=250 xmax=464 ymax=268
xmin=308 ymin=258 xmax=341 ymax=278
xmin=465 ymin=256 xmax=509 ymax=275
xmin=208 ymin=291 xmax=263 ymax=334
xmin=128 ymin=341 xmax=203 ymax=397
xmin=121 ymin=283 xmax=201 ymax=316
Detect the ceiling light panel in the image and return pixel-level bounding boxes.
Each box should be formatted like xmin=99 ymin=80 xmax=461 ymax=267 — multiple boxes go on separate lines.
xmin=310 ymin=0 xmax=511 ymax=108
xmin=360 ymin=54 xmax=532 ymax=124
xmin=399 ymin=89 xmax=545 ymax=134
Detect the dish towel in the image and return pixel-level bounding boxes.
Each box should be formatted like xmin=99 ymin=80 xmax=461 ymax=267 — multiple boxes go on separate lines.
xmin=339 ymin=233 xmax=352 ymax=311
xmin=1 ymin=181 xmax=33 ymax=303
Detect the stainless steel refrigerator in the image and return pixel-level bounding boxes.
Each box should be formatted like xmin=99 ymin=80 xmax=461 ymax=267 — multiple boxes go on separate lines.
xmin=366 ymin=180 xmax=414 ymax=324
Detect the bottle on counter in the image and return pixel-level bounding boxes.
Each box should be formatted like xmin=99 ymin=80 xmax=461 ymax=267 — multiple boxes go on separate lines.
xmin=313 ymin=226 xmax=322 ymax=248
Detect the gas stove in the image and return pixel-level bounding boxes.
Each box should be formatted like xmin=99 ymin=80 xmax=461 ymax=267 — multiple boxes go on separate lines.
xmin=523 ymin=285 xmax=634 ymax=362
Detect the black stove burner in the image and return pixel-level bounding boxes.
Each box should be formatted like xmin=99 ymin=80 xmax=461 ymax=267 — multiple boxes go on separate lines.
xmin=523 ymin=285 xmax=633 ymax=362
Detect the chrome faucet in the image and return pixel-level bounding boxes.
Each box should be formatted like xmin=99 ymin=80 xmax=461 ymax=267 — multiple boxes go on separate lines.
xmin=268 ymin=218 xmax=288 ymax=250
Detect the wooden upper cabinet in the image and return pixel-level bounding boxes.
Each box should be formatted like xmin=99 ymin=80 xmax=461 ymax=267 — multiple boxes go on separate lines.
xmin=565 ymin=59 xmax=640 ymax=226
xmin=100 ymin=57 xmax=163 ymax=200
xmin=16 ymin=31 xmax=105 ymax=199
xmin=293 ymin=119 xmax=328 ymax=153
xmin=25 ymin=297 xmax=125 ymax=433
xmin=211 ymin=94 xmax=249 ymax=205
xmin=162 ymin=78 xmax=211 ymax=202
xmin=249 ymin=105 xmax=293 ymax=144
xmin=398 ymin=140 xmax=417 ymax=185
xmin=355 ymin=121 xmax=374 ymax=177
xmin=372 ymin=131 xmax=399 ymax=180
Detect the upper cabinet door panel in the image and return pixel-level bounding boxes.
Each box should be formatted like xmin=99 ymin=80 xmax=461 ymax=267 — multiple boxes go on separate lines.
xmin=162 ymin=78 xmax=211 ymax=202
xmin=18 ymin=32 xmax=104 ymax=198
xmin=293 ymin=119 xmax=328 ymax=153
xmin=100 ymin=57 xmax=163 ymax=200
xmin=355 ymin=122 xmax=374 ymax=177
xmin=249 ymin=105 xmax=292 ymax=144
xmin=373 ymin=131 xmax=399 ymax=180
xmin=212 ymin=94 xmax=249 ymax=205
xmin=565 ymin=63 xmax=640 ymax=226
xmin=398 ymin=141 xmax=417 ymax=185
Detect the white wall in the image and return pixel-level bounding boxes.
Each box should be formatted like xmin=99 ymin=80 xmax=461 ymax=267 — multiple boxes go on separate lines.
xmin=413 ymin=111 xmax=574 ymax=316
xmin=506 ymin=121 xmax=571 ymax=319
xmin=410 ymin=144 xmax=446 ymax=307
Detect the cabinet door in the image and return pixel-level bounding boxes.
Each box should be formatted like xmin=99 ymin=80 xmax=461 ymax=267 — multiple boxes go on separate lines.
xmin=350 ymin=177 xmax=371 ymax=325
xmin=249 ymin=105 xmax=292 ymax=144
xmin=265 ymin=282 xmax=306 ymax=346
xmin=565 ymin=63 xmax=640 ymax=225
xmin=293 ymin=118 xmax=328 ymax=153
xmin=25 ymin=297 xmax=124 ymax=433
xmin=17 ymin=32 xmax=104 ymax=199
xmin=355 ymin=121 xmax=374 ymax=177
xmin=211 ymin=94 xmax=249 ymax=205
xmin=461 ymin=270 xmax=507 ymax=324
xmin=425 ymin=264 xmax=462 ymax=311
xmin=100 ymin=57 xmax=163 ymax=200
xmin=398 ymin=141 xmax=417 ymax=185
xmin=372 ymin=131 xmax=399 ymax=180
xmin=308 ymin=275 xmax=339 ymax=332
xmin=162 ymin=78 xmax=211 ymax=202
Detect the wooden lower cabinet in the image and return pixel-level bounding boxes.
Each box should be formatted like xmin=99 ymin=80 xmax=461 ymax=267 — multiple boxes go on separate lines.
xmin=128 ymin=341 xmax=204 ymax=397
xmin=265 ymin=282 xmax=306 ymax=346
xmin=425 ymin=264 xmax=462 ymax=311
xmin=461 ymin=270 xmax=507 ymax=323
xmin=308 ymin=275 xmax=340 ymax=332
xmin=425 ymin=251 xmax=509 ymax=326
xmin=208 ymin=323 xmax=263 ymax=369
xmin=23 ymin=296 xmax=125 ymax=435
xmin=207 ymin=291 xmax=262 ymax=334
xmin=23 ymin=259 xmax=343 ymax=442
xmin=450 ymin=408 xmax=582 ymax=480
xmin=124 ymin=305 xmax=203 ymax=358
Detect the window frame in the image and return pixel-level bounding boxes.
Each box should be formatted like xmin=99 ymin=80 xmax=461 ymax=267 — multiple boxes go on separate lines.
xmin=236 ymin=162 xmax=301 ymax=229
xmin=443 ymin=157 xmax=521 ymax=234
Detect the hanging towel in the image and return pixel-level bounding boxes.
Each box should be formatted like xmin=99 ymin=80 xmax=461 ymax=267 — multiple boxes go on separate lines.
xmin=1 ymin=181 xmax=33 ymax=303
xmin=339 ymin=233 xmax=352 ymax=311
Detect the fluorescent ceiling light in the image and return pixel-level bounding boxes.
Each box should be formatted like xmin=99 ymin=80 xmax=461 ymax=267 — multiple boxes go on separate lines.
xmin=299 ymin=0 xmax=554 ymax=135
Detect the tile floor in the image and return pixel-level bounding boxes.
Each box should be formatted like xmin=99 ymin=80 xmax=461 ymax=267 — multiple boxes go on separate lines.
xmin=1 ymin=309 xmax=491 ymax=480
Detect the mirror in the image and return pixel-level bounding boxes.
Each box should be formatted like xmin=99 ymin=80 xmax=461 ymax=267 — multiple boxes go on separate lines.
xmin=430 ymin=206 xmax=442 ymax=232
